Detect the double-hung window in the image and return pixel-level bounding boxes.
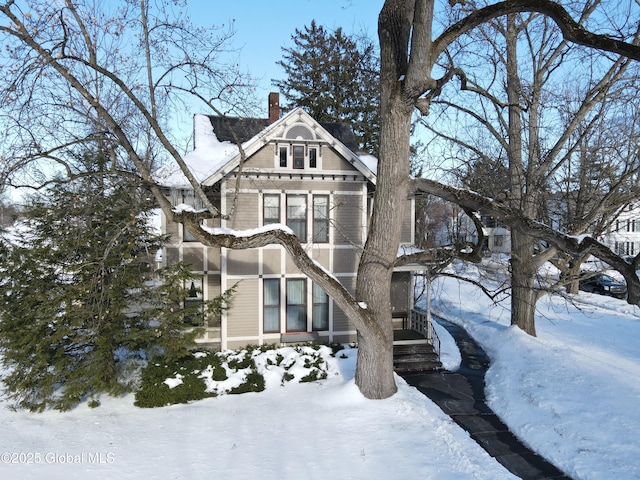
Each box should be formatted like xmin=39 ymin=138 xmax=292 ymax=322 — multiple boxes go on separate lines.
xmin=312 ymin=283 xmax=329 ymax=330
xmin=313 ymin=195 xmax=329 ymax=242
xmin=287 ymin=195 xmax=307 ymax=240
xmin=286 ymin=279 xmax=307 ymax=331
xmin=293 ymin=146 xmax=304 ymax=169
xmin=279 ymin=146 xmax=288 ymax=167
xmin=309 ymin=147 xmax=318 ymax=168
xmin=264 ymin=195 xmax=280 ymax=225
xmin=263 ymin=279 xmax=280 ymax=333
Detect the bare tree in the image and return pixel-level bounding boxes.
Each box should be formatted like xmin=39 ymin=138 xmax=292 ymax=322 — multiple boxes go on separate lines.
xmin=3 ymin=0 xmax=640 ymax=399
xmin=414 ymin=1 xmax=640 ymax=335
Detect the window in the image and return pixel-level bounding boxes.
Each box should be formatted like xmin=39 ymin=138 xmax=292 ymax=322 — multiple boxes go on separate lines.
xmin=263 ymin=279 xmax=280 ymax=333
xmin=287 ymin=195 xmax=307 ymax=240
xmin=184 ymin=220 xmax=204 ymax=242
xmin=293 ymin=145 xmax=304 ymax=169
xmin=309 ymin=147 xmax=317 ymax=168
xmin=264 ymin=194 xmax=280 ymax=225
xmin=312 ymin=283 xmax=329 ymax=330
xmin=313 ymin=195 xmax=329 ymax=242
xmin=184 ymin=277 xmax=204 ymax=326
xmin=493 ymin=235 xmax=504 ymax=247
xmin=286 ymin=279 xmax=307 ymax=331
xmin=279 ymin=146 xmax=288 ymax=167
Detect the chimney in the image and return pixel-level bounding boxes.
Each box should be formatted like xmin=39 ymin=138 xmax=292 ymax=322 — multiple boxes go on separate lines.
xmin=268 ymin=92 xmax=280 ymax=124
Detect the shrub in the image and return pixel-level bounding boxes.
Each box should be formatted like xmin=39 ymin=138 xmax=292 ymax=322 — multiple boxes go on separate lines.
xmin=228 ymin=369 xmax=265 ymax=394
xmin=134 ymin=352 xmax=225 ymax=408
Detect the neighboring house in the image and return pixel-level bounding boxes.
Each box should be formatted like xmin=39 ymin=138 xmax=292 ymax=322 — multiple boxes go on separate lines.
xmin=155 ymin=94 xmax=416 ymax=350
xmin=458 ymin=203 xmax=640 ymax=259
xmin=454 ymin=211 xmax=511 ymax=255
xmin=604 ymin=203 xmax=640 ymax=258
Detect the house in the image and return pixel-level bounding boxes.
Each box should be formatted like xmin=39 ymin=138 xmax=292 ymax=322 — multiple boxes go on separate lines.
xmin=452 ymin=210 xmax=511 ymax=255
xmin=155 ymin=93 xmax=417 ymax=350
xmin=605 ymin=203 xmax=640 ymax=258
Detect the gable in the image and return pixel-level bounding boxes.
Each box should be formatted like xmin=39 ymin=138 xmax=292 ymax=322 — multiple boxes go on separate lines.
xmin=201 ymin=108 xmax=376 ymax=186
xmin=154 ymin=108 xmax=377 ymax=189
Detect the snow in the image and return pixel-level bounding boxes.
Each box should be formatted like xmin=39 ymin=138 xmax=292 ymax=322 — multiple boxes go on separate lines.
xmin=201 ymin=222 xmax=294 ymax=237
xmin=2 ymin=261 xmax=640 ymax=479
xmin=0 ymin=347 xmax=514 ymax=479
xmin=153 ymin=114 xmax=239 ymax=188
xmin=429 ymin=268 xmax=640 ymax=480
xmin=358 ymin=153 xmax=378 ymax=175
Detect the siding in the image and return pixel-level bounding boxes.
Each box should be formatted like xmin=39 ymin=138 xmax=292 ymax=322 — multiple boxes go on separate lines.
xmin=400 ymin=198 xmax=414 ymax=244
xmin=332 ymin=277 xmax=356 ymax=332
xmin=244 ymin=144 xmax=273 ymax=168
xmin=164 ymin=247 xmax=179 ymax=266
xmin=226 ymin=278 xmax=259 ymax=337
xmin=225 ymin=192 xmax=258 ymax=230
xmin=333 ymin=194 xmax=364 ymax=245
xmin=322 ymin=148 xmax=358 ymax=171
xmin=164 ymin=218 xmax=179 ymax=244
xmin=310 ymin=248 xmax=331 ymax=271
xmin=255 ymin=177 xmax=364 ymax=193
xmin=285 ymin=254 xmax=301 ymax=275
xmin=262 ymin=248 xmax=282 ymax=274
xmin=206 ymin=247 xmax=221 ymax=271
xmin=333 ymin=248 xmax=359 ymax=274
xmin=183 ymin=246 xmax=204 ymax=271
xmin=206 ymin=275 xmax=222 ymax=328
xmin=227 ymin=249 xmax=259 ymax=276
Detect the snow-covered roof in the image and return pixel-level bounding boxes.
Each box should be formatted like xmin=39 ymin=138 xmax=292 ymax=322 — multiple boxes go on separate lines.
xmin=153 ymin=115 xmax=239 ymax=188
xmin=154 ymin=108 xmax=377 ymax=189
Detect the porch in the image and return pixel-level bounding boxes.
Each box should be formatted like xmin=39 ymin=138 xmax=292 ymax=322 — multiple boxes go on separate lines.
xmin=392 ymin=308 xmax=442 ymax=373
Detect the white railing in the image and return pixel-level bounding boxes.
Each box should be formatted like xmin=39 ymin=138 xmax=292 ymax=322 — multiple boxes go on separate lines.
xmin=409 ymin=308 xmax=440 ymax=357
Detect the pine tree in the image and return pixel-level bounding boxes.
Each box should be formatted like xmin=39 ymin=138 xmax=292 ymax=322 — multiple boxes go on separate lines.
xmin=0 ymin=153 xmax=231 ymax=411
xmin=273 ymin=20 xmax=380 ymax=155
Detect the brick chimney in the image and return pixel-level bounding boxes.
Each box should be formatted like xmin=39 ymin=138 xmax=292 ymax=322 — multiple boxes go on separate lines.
xmin=268 ymin=92 xmax=280 ymax=124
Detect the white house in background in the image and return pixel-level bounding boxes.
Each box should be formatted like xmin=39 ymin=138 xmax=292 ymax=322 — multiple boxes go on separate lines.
xmin=453 ymin=211 xmax=511 ymax=255
xmin=601 ymin=203 xmax=640 ymax=258
xmin=154 ymin=94 xmax=418 ymax=350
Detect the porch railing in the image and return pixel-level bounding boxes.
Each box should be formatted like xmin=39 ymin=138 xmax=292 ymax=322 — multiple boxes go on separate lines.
xmin=409 ymin=308 xmax=440 ymax=357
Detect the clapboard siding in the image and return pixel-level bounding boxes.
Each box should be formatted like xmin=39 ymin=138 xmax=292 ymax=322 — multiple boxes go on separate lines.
xmin=333 ymin=195 xmax=364 ymax=245
xmin=226 ymin=278 xmax=259 ymax=337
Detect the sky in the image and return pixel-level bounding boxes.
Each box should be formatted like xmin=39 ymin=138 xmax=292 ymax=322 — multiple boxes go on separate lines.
xmin=2 ymin=259 xmax=639 ymax=479
xmin=187 ymin=0 xmax=384 ymax=106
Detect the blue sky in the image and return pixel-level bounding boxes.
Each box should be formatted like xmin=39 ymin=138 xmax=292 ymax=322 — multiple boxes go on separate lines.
xmin=188 ymin=0 xmax=384 ymax=99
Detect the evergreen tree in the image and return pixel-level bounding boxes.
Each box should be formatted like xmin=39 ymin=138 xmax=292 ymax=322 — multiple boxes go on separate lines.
xmin=273 ymin=21 xmax=380 ymax=155
xmin=0 ymin=153 xmax=232 ymax=411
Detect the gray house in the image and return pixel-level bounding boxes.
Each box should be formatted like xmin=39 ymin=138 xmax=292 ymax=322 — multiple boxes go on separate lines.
xmin=156 ymin=94 xmax=417 ymax=350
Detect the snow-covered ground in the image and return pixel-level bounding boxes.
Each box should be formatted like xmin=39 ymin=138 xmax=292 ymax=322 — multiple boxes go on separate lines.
xmin=430 ymin=266 xmax=640 ymax=480
xmin=1 ymin=263 xmax=639 ymax=479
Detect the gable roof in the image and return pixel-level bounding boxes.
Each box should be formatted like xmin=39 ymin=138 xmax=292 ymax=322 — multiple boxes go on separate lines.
xmin=206 ymin=114 xmax=361 ymax=153
xmin=155 ymin=107 xmax=377 ymax=189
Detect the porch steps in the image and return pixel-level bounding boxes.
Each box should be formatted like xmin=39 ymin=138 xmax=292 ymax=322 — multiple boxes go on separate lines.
xmin=393 ymin=342 xmax=442 ymax=373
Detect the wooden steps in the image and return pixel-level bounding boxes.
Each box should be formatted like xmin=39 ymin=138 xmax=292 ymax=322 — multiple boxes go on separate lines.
xmin=393 ymin=341 xmax=442 ymax=373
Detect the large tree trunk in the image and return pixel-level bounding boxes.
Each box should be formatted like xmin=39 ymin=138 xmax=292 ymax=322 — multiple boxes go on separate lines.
xmin=352 ymin=1 xmax=417 ymax=399
xmin=354 ymin=86 xmax=413 ymax=399
xmin=505 ymin=13 xmax=538 ymax=337
xmin=510 ymin=229 xmax=538 ymax=336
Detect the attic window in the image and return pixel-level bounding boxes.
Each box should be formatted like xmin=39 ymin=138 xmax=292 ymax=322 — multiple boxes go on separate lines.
xmin=293 ymin=146 xmax=304 ymax=169
xmin=309 ymin=147 xmax=317 ymax=168
xmin=279 ymin=146 xmax=288 ymax=167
